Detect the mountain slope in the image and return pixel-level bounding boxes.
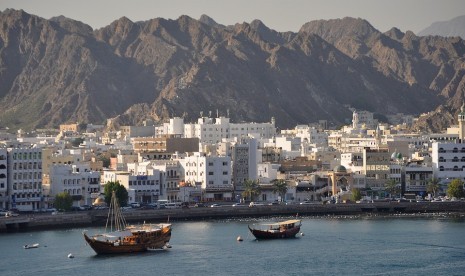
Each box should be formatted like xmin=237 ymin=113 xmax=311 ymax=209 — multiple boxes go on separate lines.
xmin=418 ymin=15 xmax=465 ymax=39
xmin=0 ymin=9 xmax=464 ymax=132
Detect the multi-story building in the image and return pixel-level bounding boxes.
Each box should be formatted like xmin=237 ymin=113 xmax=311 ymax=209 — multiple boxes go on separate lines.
xmin=362 ymin=148 xmax=390 ymax=190
xmin=180 ymin=153 xmax=233 ymax=201
xmin=103 ymin=163 xmax=162 ymax=204
xmin=0 ymin=148 xmax=7 ymax=209
xmin=149 ymin=160 xmax=183 ymax=202
xmin=160 ymin=116 xmax=276 ymax=144
xmin=7 ymin=147 xmax=43 ymax=211
xmin=352 ymin=110 xmax=377 ymax=129
xmin=404 ymin=164 xmax=433 ymax=196
xmin=231 ymin=138 xmax=258 ymax=193
xmin=47 ymin=164 xmax=101 ymax=206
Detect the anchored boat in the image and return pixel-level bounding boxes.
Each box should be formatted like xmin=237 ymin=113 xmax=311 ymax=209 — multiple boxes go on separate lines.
xmin=248 ymin=219 xmax=302 ymax=240
xmin=83 ymin=192 xmax=171 ymax=255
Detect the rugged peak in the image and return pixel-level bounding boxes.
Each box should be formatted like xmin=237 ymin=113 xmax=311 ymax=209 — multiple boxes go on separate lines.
xmin=49 ymin=15 xmax=93 ymax=35
xmin=299 ymin=17 xmax=379 ymax=43
xmin=250 ymin=19 xmax=268 ymax=30
xmin=1 ymin=8 xmax=30 ymax=19
xmin=199 ymin=14 xmax=222 ymax=28
xmin=384 ymin=27 xmax=405 ymax=41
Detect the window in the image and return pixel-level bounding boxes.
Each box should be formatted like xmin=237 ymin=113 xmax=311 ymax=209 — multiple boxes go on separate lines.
xmin=223 ymin=171 xmax=228 ymax=175
xmin=208 ymin=172 xmax=214 ymax=175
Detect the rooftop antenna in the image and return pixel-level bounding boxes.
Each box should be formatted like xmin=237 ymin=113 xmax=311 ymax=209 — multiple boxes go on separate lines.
xmin=200 ymin=111 xmax=203 ymax=118
xmin=216 ymin=109 xmax=219 ymax=118
xmin=227 ymin=109 xmax=230 ymax=118
xmin=209 ymin=110 xmax=212 ymax=117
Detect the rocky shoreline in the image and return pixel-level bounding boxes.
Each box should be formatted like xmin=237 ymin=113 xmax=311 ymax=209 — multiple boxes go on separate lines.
xmin=2 ymin=201 xmax=465 ymax=233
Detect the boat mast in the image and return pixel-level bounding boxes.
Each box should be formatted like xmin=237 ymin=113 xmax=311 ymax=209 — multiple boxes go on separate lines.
xmin=105 ymin=191 xmax=128 ymax=232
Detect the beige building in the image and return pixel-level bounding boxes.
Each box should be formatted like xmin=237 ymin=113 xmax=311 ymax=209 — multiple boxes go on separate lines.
xmin=59 ymin=123 xmax=79 ymax=133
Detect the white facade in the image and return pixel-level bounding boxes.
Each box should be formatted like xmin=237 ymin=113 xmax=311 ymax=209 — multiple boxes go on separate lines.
xmin=431 ymin=142 xmax=465 ymax=186
xmin=103 ymin=164 xmax=162 ymax=204
xmin=149 ymin=160 xmax=183 ymax=202
xmin=179 ymin=153 xmax=233 ymax=201
xmin=7 ymin=147 xmax=43 ymax=211
xmin=0 ymin=149 xmax=7 ymax=209
xmin=159 ymin=116 xmax=276 ymax=144
xmin=48 ymin=164 xmax=100 ymax=206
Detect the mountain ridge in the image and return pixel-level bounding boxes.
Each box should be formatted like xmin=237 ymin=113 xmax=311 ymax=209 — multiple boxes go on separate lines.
xmin=0 ymin=9 xmax=464 ymax=132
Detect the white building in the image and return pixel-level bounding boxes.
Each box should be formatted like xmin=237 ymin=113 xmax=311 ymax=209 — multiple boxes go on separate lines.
xmin=431 ymin=142 xmax=465 ymax=186
xmin=0 ymin=148 xmax=7 ymax=209
xmin=48 ymin=164 xmax=100 ymax=206
xmin=7 ymin=147 xmax=43 ymax=211
xmin=149 ymin=160 xmax=183 ymax=202
xmin=103 ymin=164 xmax=162 ymax=205
xmin=160 ymin=116 xmax=276 ymax=144
xmin=179 ymin=153 xmax=233 ymax=201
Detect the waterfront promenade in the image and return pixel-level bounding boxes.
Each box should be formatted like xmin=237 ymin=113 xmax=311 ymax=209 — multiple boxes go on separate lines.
xmin=1 ymin=201 xmax=465 ymax=233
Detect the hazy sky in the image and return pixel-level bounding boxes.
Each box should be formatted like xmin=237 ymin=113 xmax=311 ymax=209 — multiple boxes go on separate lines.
xmin=1 ymin=0 xmax=463 ymax=33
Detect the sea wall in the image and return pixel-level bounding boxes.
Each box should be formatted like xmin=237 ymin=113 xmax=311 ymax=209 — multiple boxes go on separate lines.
xmin=1 ymin=201 xmax=465 ymax=233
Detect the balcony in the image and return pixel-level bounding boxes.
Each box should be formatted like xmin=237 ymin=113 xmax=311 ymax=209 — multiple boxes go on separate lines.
xmin=205 ymin=185 xmax=234 ymax=192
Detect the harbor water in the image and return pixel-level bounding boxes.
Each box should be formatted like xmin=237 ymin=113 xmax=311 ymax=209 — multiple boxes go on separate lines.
xmin=1 ymin=215 xmax=465 ymax=276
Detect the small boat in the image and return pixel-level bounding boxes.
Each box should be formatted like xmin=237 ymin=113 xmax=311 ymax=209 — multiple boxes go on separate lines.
xmin=23 ymin=243 xmax=39 ymax=249
xmin=83 ymin=191 xmax=171 ymax=255
xmin=248 ymin=219 xmax=302 ymax=240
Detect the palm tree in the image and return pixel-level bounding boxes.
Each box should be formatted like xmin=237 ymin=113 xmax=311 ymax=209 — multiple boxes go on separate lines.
xmin=426 ymin=178 xmax=440 ymax=198
xmin=384 ymin=179 xmax=400 ymax=198
xmin=242 ymin=179 xmax=260 ymax=202
xmin=272 ymin=179 xmax=288 ymax=202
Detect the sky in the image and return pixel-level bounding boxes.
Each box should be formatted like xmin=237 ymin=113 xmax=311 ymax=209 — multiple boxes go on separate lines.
xmin=0 ymin=0 xmax=464 ymax=34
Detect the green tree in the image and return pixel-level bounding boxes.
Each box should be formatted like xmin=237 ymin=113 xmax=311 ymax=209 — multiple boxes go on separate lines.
xmin=426 ymin=178 xmax=440 ymax=197
xmin=242 ymin=179 xmax=260 ymax=202
xmin=384 ymin=179 xmax=400 ymax=198
xmin=351 ymin=188 xmax=362 ymax=202
xmin=104 ymin=181 xmax=128 ymax=207
xmin=272 ymin=179 xmax=288 ymax=201
xmin=98 ymin=155 xmax=111 ymax=168
xmin=71 ymin=137 xmax=84 ymax=147
xmin=54 ymin=192 xmax=73 ymax=211
xmin=447 ymin=179 xmax=464 ymax=199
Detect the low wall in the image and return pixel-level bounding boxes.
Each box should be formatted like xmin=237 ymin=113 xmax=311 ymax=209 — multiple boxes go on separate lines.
xmin=1 ymin=201 xmax=464 ymax=233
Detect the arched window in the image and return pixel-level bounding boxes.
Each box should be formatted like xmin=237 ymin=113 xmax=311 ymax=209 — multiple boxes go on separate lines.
xmin=453 ymin=157 xmax=459 ymax=162
xmin=454 ymin=166 xmax=459 ymax=171
xmin=439 ymin=157 xmax=445 ymax=162
xmin=453 ymin=148 xmax=458 ymax=153
xmin=0 ymin=164 xmax=5 ymax=169
xmin=439 ymin=166 xmax=444 ymax=171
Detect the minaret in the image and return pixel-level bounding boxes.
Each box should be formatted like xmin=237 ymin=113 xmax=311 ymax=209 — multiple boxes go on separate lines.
xmin=459 ymin=102 xmax=465 ymax=142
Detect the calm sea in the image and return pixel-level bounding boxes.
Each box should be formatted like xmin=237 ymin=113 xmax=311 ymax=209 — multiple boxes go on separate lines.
xmin=1 ymin=215 xmax=465 ymax=276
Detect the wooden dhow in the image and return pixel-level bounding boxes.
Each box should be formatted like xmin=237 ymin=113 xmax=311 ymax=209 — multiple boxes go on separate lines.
xmin=83 ymin=192 xmax=171 ymax=254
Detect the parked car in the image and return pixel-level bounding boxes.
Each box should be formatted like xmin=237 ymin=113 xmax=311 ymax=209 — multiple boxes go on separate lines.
xmin=5 ymin=211 xmax=19 ymax=217
xmin=209 ymin=204 xmax=221 ymax=208
xmin=194 ymin=203 xmax=206 ymax=208
xmin=249 ymin=202 xmax=265 ymax=207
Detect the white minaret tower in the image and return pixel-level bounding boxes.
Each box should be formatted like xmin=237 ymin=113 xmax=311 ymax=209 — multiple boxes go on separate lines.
xmin=459 ymin=103 xmax=465 ymax=142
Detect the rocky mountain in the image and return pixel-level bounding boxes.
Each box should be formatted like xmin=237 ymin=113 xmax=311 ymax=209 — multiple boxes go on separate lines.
xmin=0 ymin=9 xmax=464 ymax=132
xmin=418 ymin=15 xmax=465 ymax=39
